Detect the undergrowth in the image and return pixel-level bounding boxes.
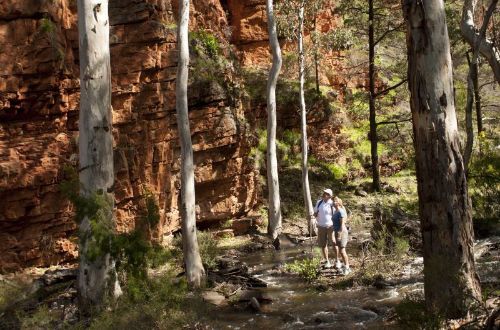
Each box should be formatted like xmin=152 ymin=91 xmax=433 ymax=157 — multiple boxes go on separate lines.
xmin=285 ymin=257 xmax=321 ymax=282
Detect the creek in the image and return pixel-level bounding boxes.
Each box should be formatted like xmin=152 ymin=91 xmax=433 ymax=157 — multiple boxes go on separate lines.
xmin=203 ymin=237 xmax=424 ymax=329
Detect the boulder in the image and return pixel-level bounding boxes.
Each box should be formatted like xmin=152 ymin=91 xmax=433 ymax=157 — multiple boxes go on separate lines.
xmin=202 ymin=290 xmax=227 ymax=307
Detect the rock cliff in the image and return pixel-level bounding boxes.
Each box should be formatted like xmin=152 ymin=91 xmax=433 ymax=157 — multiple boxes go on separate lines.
xmin=0 ymin=0 xmax=341 ymax=272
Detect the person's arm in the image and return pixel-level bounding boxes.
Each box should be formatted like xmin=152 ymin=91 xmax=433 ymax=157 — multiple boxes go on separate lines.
xmin=340 ymin=209 xmax=347 ymax=231
xmin=313 ymin=201 xmax=319 ymax=217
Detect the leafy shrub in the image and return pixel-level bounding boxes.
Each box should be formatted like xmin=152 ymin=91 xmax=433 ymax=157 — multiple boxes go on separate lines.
xmin=190 ymin=30 xmax=220 ymax=57
xmin=285 ymin=258 xmax=321 ymax=282
xmin=197 ymin=231 xmax=219 ymax=269
xmin=61 ymin=166 xmax=170 ymax=281
xmin=173 ymin=231 xmax=219 ymax=270
xmin=87 ymin=274 xmax=202 ymax=329
xmin=468 ymin=133 xmax=500 ymax=223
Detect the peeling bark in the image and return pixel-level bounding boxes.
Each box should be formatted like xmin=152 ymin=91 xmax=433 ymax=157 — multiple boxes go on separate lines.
xmin=403 ymin=0 xmax=482 ymax=318
xmin=176 ymin=0 xmax=205 ymax=288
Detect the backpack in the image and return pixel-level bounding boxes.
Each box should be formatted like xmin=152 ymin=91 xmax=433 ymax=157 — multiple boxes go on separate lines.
xmin=316 ymin=200 xmax=351 ymax=232
xmin=316 ymin=199 xmax=334 ymax=215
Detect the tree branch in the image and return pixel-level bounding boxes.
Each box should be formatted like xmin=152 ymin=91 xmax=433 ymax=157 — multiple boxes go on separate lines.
xmin=374 ymin=21 xmax=405 ymax=46
xmin=461 ymin=0 xmax=500 ymax=84
xmin=376 ymin=117 xmax=411 ymax=126
xmin=374 ymin=78 xmax=407 ymax=98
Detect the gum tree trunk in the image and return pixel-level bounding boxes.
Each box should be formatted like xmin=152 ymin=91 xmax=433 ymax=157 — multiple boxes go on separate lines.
xmin=265 ymin=0 xmax=283 ymax=241
xmin=368 ymin=0 xmax=381 ymax=192
xmin=176 ymin=0 xmax=205 ymax=288
xmin=403 ymin=0 xmax=482 ymax=318
xmin=298 ymin=3 xmax=316 ymax=236
xmin=77 ymin=0 xmax=121 ymax=309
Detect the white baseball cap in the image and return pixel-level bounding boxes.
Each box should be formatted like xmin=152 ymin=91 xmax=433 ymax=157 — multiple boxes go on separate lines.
xmin=323 ymin=188 xmax=333 ymax=197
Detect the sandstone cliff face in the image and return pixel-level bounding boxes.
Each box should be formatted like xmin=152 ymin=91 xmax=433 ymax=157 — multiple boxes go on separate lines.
xmin=0 ymin=0 xmax=340 ymax=272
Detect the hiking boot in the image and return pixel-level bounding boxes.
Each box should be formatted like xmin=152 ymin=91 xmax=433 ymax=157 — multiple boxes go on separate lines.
xmin=324 ymin=261 xmax=333 ymax=269
xmin=341 ymin=267 xmax=352 ymax=275
xmin=335 ymin=260 xmax=342 ymax=269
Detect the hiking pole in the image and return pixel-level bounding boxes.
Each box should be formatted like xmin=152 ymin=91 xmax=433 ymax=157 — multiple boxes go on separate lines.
xmin=309 ymin=214 xmax=314 ymax=255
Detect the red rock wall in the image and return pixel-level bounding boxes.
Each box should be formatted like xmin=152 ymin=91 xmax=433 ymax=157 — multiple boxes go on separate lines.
xmin=0 ymin=0 xmax=342 ymax=272
xmin=0 ymin=0 xmax=260 ymax=272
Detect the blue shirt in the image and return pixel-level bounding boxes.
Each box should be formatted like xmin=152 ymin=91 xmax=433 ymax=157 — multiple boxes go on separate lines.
xmin=332 ymin=207 xmax=347 ymax=231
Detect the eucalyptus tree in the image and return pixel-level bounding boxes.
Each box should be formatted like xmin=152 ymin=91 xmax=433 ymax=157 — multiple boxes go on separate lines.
xmin=276 ymin=0 xmax=325 ymax=236
xmin=265 ymin=0 xmax=283 ymax=243
xmin=176 ymin=0 xmax=205 ymax=287
xmin=77 ymin=0 xmax=122 ymax=308
xmin=336 ymin=0 xmax=407 ymax=191
xmin=403 ymin=0 xmax=482 ymax=318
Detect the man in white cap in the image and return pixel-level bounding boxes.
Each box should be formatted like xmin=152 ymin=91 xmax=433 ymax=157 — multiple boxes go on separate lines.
xmin=313 ymin=188 xmax=335 ymax=268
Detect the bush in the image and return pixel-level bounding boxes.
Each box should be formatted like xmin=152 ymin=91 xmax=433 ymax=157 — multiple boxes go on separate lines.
xmin=285 ymin=257 xmax=321 ymax=282
xmin=87 ymin=274 xmax=203 ymax=330
xmin=61 ymin=167 xmax=170 ymax=281
xmin=469 ymin=133 xmax=500 ymax=223
xmin=190 ymin=30 xmax=220 ymax=58
xmin=197 ymin=231 xmax=219 ymax=269
xmin=173 ymin=231 xmax=220 ymax=270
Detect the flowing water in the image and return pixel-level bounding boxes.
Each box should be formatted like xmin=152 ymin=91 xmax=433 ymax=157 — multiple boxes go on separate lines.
xmin=203 ymin=235 xmax=498 ymax=329
xmin=204 ymin=239 xmax=423 ymax=329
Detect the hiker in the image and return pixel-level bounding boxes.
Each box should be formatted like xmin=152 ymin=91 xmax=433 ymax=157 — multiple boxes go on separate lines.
xmin=333 ymin=197 xmax=351 ymax=275
xmin=313 ymin=188 xmax=335 ymax=268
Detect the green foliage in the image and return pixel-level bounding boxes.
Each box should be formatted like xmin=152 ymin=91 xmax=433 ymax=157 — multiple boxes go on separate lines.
xmin=39 ymin=18 xmax=56 ymax=34
xmin=189 ymin=29 xmax=233 ymax=95
xmin=190 ymin=30 xmax=220 ymax=58
xmin=61 ymin=166 xmax=169 ymax=281
xmin=249 ymin=128 xmax=267 ymax=169
xmin=395 ymin=294 xmax=443 ymax=329
xmin=371 ymin=223 xmax=409 ymax=258
xmin=197 ymin=231 xmax=219 ymax=269
xmin=87 ymin=274 xmax=201 ymax=329
xmin=18 ymin=305 xmax=56 ymax=330
xmin=173 ymin=231 xmax=220 ymax=270
xmin=469 ymin=133 xmax=500 ymax=222
xmin=0 ymin=281 xmax=26 ymax=312
xmin=321 ymin=29 xmax=354 ymax=51
xmin=285 ymin=257 xmax=321 ymax=282
xmin=308 ymin=157 xmax=348 ymax=181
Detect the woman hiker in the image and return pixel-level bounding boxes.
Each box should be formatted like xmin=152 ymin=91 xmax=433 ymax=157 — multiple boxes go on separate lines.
xmin=313 ymin=188 xmax=335 ymax=268
xmin=333 ymin=197 xmax=351 ymax=275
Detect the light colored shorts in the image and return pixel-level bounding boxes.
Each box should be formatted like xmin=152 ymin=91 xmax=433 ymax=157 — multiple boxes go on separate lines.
xmin=317 ymin=226 xmax=334 ymax=248
xmin=334 ymin=230 xmax=348 ymax=248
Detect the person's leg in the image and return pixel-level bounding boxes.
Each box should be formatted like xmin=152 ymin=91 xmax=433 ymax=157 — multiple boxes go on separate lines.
xmin=327 ymin=227 xmax=335 ymax=266
xmin=341 ymin=248 xmax=349 ymax=268
xmin=317 ymin=227 xmax=328 ymax=262
xmin=334 ymin=231 xmax=341 ymax=267
xmin=340 ymin=231 xmax=351 ymax=274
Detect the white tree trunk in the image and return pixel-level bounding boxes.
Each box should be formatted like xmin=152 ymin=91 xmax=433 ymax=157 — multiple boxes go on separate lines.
xmin=461 ymin=0 xmax=500 ymax=84
xmin=265 ymin=0 xmax=283 ymax=241
xmin=298 ymin=4 xmax=315 ymax=236
xmin=176 ymin=0 xmax=205 ymax=288
xmin=77 ymin=0 xmax=121 ymax=308
xmin=403 ymin=0 xmax=482 ymax=318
